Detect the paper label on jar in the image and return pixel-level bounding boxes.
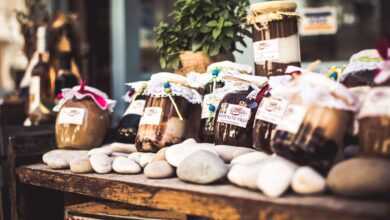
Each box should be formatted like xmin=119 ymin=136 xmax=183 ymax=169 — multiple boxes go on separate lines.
xmin=255 ymin=97 xmax=288 ymax=125
xmin=217 ymin=104 xmax=251 ymax=128
xmin=29 ymin=76 xmax=41 ymax=113
xmin=276 ymin=104 xmax=307 ymax=134
xmin=253 ymin=39 xmax=280 ymax=64
xmin=58 ymin=107 xmax=85 ymax=125
xmin=140 ymin=107 xmax=162 ymax=125
xmin=201 ymin=94 xmax=223 ymax=119
xmin=358 ymin=89 xmax=390 ymax=118
xmin=123 ymin=99 xmax=146 ymax=116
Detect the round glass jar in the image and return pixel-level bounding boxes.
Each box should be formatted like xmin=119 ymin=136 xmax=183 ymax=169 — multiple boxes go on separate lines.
xmin=135 ymin=73 xmax=202 ymax=152
xmin=54 ymin=85 xmax=115 ymax=150
xmin=358 ymin=87 xmax=390 ymax=157
xmin=248 ymin=1 xmax=300 ymax=76
xmin=269 ymin=73 xmax=356 ymax=173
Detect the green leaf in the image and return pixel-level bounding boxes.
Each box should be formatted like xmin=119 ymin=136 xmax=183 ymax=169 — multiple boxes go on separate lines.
xmin=209 ymin=43 xmax=221 ymax=56
xmin=206 ymin=20 xmax=218 ymax=27
xmin=212 ymin=27 xmax=222 ymax=40
xmin=160 ymin=57 xmax=167 ymax=69
xmin=224 ymin=21 xmax=234 ymax=27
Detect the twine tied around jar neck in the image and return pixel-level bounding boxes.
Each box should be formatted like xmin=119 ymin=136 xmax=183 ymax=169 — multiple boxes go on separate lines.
xmin=163 ymin=81 xmax=184 ymax=121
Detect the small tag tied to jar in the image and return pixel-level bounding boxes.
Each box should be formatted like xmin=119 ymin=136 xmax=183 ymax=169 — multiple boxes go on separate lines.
xmin=217 ymin=103 xmax=251 ymax=128
xmin=58 ymin=107 xmax=86 ymax=125
xmin=276 ymin=104 xmax=307 ymax=134
xmin=201 ymin=94 xmax=223 ymax=119
xmin=123 ymin=99 xmax=146 ymax=116
xmin=140 ymin=107 xmax=162 ymax=125
xmin=256 ymin=97 xmax=288 ymax=125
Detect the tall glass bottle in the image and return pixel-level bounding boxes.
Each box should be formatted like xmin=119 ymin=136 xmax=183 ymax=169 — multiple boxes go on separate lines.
xmin=28 ymin=26 xmax=54 ymax=125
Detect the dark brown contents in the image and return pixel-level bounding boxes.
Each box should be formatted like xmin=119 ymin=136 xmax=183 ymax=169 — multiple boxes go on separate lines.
xmin=340 ymin=70 xmax=377 ymax=88
xmin=359 ymin=117 xmax=390 ymax=157
xmin=252 ymin=120 xmax=276 ymax=153
xmin=115 ymin=95 xmax=146 ymax=144
xmin=204 ymin=81 xmax=225 ymax=94
xmin=200 ymin=117 xmax=216 ymax=143
xmin=271 ymin=106 xmax=352 ymax=173
xmin=135 ymin=96 xmax=194 ymax=152
xmin=253 ymin=16 xmax=300 ymax=76
xmin=56 ymin=98 xmax=110 ymax=149
xmin=214 ymin=90 xmax=257 ymax=147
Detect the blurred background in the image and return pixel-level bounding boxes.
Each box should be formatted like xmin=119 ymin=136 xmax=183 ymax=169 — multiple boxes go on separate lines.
xmin=0 ymin=0 xmax=389 ymax=108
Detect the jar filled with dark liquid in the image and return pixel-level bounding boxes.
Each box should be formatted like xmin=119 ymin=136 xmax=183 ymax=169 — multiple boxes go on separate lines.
xmin=214 ymin=89 xmax=258 ymax=147
xmin=135 ymin=74 xmax=202 ymax=152
xmin=248 ymin=1 xmax=300 ymax=76
xmin=253 ymin=96 xmax=288 ymax=153
xmin=358 ymin=88 xmax=390 ymax=157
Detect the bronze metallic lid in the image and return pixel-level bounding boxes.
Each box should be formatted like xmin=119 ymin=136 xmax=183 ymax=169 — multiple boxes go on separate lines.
xmin=250 ymin=1 xmax=297 ymax=15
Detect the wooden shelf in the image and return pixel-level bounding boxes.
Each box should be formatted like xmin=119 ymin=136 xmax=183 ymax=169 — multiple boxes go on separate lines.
xmin=17 ymin=164 xmax=390 ymax=220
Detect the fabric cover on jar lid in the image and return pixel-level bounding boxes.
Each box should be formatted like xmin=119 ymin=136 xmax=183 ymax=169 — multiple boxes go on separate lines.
xmin=248 ymin=0 xmax=298 ymax=26
xmin=123 ymin=81 xmax=148 ymax=103
xmin=147 ymin=72 xmax=202 ymax=104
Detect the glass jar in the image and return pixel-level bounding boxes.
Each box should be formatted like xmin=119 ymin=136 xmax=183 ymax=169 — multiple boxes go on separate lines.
xmin=54 ymin=86 xmax=115 ymax=150
xmin=248 ymin=1 xmax=300 ymax=76
xmin=214 ymin=89 xmax=258 ymax=147
xmin=135 ymin=73 xmax=202 ymax=152
xmin=358 ymin=87 xmax=390 ymax=157
xmin=270 ymin=73 xmax=356 ymax=173
xmin=115 ymin=82 xmax=148 ymax=144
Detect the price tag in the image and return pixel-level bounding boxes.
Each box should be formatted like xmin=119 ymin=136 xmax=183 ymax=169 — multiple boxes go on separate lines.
xmin=58 ymin=107 xmax=85 ymax=125
xmin=140 ymin=107 xmax=162 ymax=125
xmin=217 ymin=103 xmax=251 ymax=128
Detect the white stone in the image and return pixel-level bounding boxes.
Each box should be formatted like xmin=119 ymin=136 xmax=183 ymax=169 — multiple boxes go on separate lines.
xmin=112 ymin=157 xmax=141 ymax=174
xmin=139 ymin=153 xmax=156 ymax=167
xmin=231 ymin=152 xmax=269 ymax=166
xmin=89 ymin=153 xmax=113 ymax=174
xmin=70 ymin=157 xmax=93 ymax=173
xmin=111 ymin=152 xmax=130 ymax=158
xmin=43 ymin=150 xmax=88 ymax=169
xmin=88 ymin=146 xmax=113 ymax=156
xmin=144 ymin=161 xmax=175 ymax=179
xmin=177 ymin=150 xmax=227 ymax=184
xmin=257 ymin=157 xmax=298 ymax=198
xmin=228 ymin=161 xmax=267 ymax=189
xmin=292 ymin=166 xmax=326 ymax=194
xmin=166 ymin=142 xmax=218 ymax=167
xmin=215 ymin=145 xmax=255 ymax=162
xmin=128 ymin=152 xmax=144 ymax=164
xmin=109 ymin=142 xmax=137 ymax=153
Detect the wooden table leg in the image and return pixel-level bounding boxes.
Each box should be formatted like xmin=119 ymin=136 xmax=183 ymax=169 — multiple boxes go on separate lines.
xmin=17 ymin=183 xmax=64 ymax=220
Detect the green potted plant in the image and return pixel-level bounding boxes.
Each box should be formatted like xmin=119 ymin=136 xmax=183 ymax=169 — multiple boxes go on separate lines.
xmin=155 ymin=0 xmax=250 ymax=75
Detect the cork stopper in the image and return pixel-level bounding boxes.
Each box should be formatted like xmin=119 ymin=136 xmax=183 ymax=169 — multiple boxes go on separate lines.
xmin=250 ymin=1 xmax=297 ymax=15
xmin=58 ymin=35 xmax=71 ymax=52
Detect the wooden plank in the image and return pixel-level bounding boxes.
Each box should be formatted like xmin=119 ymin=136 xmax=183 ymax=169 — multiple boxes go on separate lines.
xmin=65 ymin=201 xmax=187 ymax=220
xmin=17 ymin=164 xmax=390 ymax=220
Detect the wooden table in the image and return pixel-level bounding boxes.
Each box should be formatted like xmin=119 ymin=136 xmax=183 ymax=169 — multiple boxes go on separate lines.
xmin=16 ymin=164 xmax=390 ymax=220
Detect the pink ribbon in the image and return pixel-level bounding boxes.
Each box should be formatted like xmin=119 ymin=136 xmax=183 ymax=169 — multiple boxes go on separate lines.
xmin=56 ymin=81 xmax=116 ymax=111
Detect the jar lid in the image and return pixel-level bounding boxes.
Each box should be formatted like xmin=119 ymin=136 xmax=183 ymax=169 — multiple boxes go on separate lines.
xmin=341 ymin=49 xmax=382 ymax=80
xmin=272 ymin=73 xmax=358 ymax=111
xmin=146 ymin=72 xmax=202 ymax=104
xmin=248 ymin=1 xmax=299 ymax=25
xmin=53 ymin=84 xmax=116 ymax=112
xmin=207 ymin=61 xmax=253 ymax=75
xmin=123 ymin=81 xmax=148 ymax=103
xmin=250 ymin=1 xmax=297 ymax=15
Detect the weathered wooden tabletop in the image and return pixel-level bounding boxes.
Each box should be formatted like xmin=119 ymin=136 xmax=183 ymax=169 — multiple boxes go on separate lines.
xmin=17 ymin=164 xmax=390 ymax=220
